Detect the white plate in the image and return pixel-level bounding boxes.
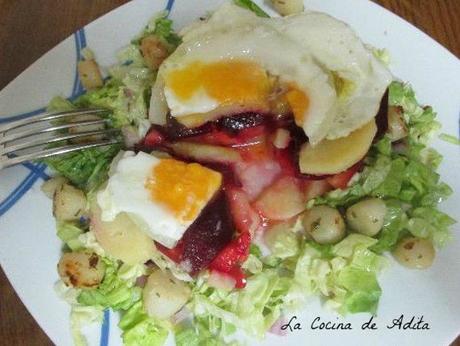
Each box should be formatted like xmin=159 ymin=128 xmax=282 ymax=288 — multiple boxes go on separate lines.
xmin=1 ymin=0 xmax=459 ymax=345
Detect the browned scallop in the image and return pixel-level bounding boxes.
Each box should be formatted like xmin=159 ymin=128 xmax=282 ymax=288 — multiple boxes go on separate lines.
xmin=78 ymin=59 xmax=103 ymax=90
xmin=393 ymin=237 xmax=435 ymax=269
xmin=58 ymin=252 xmax=105 ymax=288
xmin=271 ymin=0 xmax=304 ymax=16
xmin=140 ymin=35 xmax=170 ymax=70
xmin=53 ymin=183 xmax=87 ymax=221
xmin=302 ymin=205 xmax=346 ymax=244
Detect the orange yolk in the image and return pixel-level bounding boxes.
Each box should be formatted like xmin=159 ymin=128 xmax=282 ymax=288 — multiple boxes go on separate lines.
xmin=146 ymin=159 xmax=222 ymax=222
xmin=165 ymin=60 xmax=271 ymax=107
xmin=285 ymin=86 xmax=309 ymax=126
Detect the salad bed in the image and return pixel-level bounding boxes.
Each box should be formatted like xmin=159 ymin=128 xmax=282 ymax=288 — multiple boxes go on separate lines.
xmin=41 ymin=2 xmax=456 ymax=346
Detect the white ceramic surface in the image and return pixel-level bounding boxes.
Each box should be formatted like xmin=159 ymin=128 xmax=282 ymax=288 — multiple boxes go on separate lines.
xmin=0 ymin=0 xmax=459 ymax=345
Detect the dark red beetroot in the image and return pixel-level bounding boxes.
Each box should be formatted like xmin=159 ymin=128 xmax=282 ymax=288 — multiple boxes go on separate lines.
xmin=216 ymin=112 xmax=266 ymax=134
xmin=374 ymin=88 xmax=389 ymax=140
xmin=140 ymin=109 xmax=381 ymax=280
xmin=141 ymin=112 xmax=266 ymax=148
xmin=157 ymin=191 xmax=235 ymax=275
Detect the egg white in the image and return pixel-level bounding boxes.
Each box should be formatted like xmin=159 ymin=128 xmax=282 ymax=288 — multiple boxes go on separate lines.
xmin=149 ymin=3 xmax=392 ymax=145
xmin=97 ymin=151 xmax=216 ymax=249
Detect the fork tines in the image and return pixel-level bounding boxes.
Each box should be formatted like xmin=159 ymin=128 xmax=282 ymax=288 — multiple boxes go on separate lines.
xmin=0 ymin=108 xmax=121 ymax=170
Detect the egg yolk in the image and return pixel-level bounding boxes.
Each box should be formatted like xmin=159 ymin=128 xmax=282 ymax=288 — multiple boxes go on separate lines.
xmin=146 ymin=159 xmax=222 ymax=222
xmin=165 ymin=60 xmax=271 ymax=107
xmin=285 ymin=85 xmax=309 ymax=126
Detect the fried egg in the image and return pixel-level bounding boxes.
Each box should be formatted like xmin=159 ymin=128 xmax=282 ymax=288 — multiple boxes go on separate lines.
xmin=149 ymin=3 xmax=392 ymax=145
xmin=97 ymin=151 xmax=222 ymax=248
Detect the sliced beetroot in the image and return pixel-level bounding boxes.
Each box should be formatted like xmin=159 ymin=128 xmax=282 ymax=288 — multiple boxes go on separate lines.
xmin=374 ymin=88 xmax=389 ymax=140
xmin=165 ymin=116 xmax=213 ymax=141
xmin=216 ymin=112 xmax=266 ymax=134
xmin=179 ymin=191 xmax=235 ymax=275
xmin=142 ymin=126 xmax=166 ymax=148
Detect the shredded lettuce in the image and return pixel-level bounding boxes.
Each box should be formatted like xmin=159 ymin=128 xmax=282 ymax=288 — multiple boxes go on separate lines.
xmin=56 ymin=221 xmax=85 ymax=251
xmin=151 ymin=16 xmax=182 ymax=47
xmin=439 ymin=133 xmax=460 ymax=145
xmin=233 ymin=0 xmax=270 ymax=18
xmin=188 ymin=269 xmax=288 ymax=340
xmin=288 ymin=236 xmax=386 ymax=315
xmin=370 ymin=199 xmax=408 ymax=253
xmin=183 ymin=233 xmax=386 ymax=343
xmin=77 ymin=259 xmax=143 ymax=311
xmin=70 ymin=305 xmax=105 ymax=346
xmin=44 ymin=13 xmax=182 ymax=189
xmin=119 ymin=301 xmax=170 ymax=346
xmin=48 ymin=96 xmax=76 ymax=112
xmin=175 ymin=321 xmax=234 ymax=346
xmin=55 ymin=280 xmax=104 ymax=346
xmin=314 ymin=81 xmax=454 ymax=251
xmin=264 ymin=222 xmax=300 ymax=259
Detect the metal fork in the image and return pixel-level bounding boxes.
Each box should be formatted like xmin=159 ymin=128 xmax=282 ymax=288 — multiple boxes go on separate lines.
xmin=0 ymin=108 xmax=121 ymax=170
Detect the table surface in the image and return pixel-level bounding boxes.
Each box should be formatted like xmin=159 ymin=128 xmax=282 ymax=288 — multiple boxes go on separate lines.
xmin=0 ymin=0 xmax=459 ymax=345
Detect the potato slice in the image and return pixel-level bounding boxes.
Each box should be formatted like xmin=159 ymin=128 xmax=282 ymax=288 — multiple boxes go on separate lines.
xmin=299 ymin=120 xmax=377 ymax=175
xmin=143 ymin=269 xmax=191 ymax=319
xmin=169 ymin=142 xmax=241 ymax=164
xmin=90 ymin=204 xmax=154 ymax=265
xmin=254 ymin=176 xmax=305 ymax=220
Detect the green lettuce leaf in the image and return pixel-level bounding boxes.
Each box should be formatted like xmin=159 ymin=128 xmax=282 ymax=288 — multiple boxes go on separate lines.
xmin=389 ymin=82 xmax=441 ymax=146
xmin=44 ymin=144 xmax=121 ymax=191
xmin=264 ymin=222 xmax=300 ymax=259
xmin=152 ymin=17 xmax=182 ymax=47
xmin=119 ymin=301 xmax=170 ymax=346
xmin=48 ymin=96 xmax=76 ymax=112
xmin=408 ymin=207 xmax=455 ymax=247
xmin=370 ymin=199 xmax=408 ymax=253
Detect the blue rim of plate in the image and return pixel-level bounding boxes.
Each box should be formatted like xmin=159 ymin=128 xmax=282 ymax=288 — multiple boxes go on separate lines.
xmin=0 ymin=0 xmax=176 ymax=344
xmin=0 ymin=26 xmax=88 ymax=217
